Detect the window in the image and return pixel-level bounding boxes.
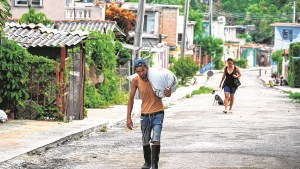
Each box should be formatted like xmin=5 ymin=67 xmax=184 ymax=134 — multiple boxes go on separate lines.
xmin=15 ymin=0 xmax=43 ymax=7
xmin=143 ymin=15 xmax=148 ymax=32
xmin=178 ymin=33 xmax=182 ymax=42
xmin=282 ymin=29 xmax=293 ymax=42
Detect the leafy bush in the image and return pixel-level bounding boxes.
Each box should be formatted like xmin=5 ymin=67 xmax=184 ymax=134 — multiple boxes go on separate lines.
xmin=288 ymin=43 xmax=300 ymax=88
xmin=85 ymin=31 xmax=130 ymax=108
xmin=214 ymin=59 xmax=225 ymax=70
xmin=186 ymin=94 xmax=191 ymax=98
xmin=0 ymin=38 xmax=58 ymax=119
xmin=0 ymin=39 xmax=30 ymax=112
xmin=272 ymin=50 xmax=283 ymax=74
xmin=170 ymin=57 xmax=199 ymax=85
xmin=234 ymin=58 xmax=248 ymax=68
xmin=19 ymin=8 xmax=52 ymax=25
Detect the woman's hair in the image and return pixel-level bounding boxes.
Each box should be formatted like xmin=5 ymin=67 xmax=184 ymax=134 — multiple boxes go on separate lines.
xmin=227 ymin=58 xmax=234 ymax=62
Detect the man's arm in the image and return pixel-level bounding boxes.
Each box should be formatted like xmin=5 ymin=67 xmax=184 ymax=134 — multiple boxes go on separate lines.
xmin=127 ymin=77 xmax=138 ymax=129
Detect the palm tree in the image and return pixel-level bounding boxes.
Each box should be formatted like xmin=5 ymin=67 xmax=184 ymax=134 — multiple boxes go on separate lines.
xmin=0 ymin=0 xmax=11 ymax=31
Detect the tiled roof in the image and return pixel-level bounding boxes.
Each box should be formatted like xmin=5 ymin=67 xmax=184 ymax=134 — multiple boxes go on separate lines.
xmin=50 ymin=20 xmax=125 ymax=36
xmin=4 ymin=22 xmax=88 ymax=48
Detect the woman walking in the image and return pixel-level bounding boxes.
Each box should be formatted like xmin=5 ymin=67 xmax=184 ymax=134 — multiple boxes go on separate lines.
xmin=219 ymin=58 xmax=241 ymax=113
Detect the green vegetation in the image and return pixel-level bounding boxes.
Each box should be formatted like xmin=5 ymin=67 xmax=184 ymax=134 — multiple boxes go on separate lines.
xmin=288 ymin=42 xmax=300 ymax=88
xmin=136 ymin=0 xmax=300 ymax=44
xmin=0 ymin=38 xmax=58 ymax=119
xmin=85 ymin=31 xmax=129 ymax=108
xmin=289 ymin=92 xmax=300 ymax=103
xmin=99 ymin=126 xmax=108 ymax=132
xmin=19 ymin=8 xmax=52 ymax=26
xmin=191 ymin=86 xmax=214 ymax=95
xmin=196 ymin=36 xmax=224 ymax=70
xmin=234 ymin=58 xmax=248 ymax=68
xmin=186 ymin=94 xmax=191 ymax=98
xmin=0 ymin=0 xmax=11 ymax=30
xmin=271 ymin=50 xmax=283 ymax=75
xmin=170 ymin=57 xmax=199 ymax=85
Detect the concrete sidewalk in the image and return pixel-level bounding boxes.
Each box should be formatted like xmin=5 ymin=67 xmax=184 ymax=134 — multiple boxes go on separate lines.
xmin=258 ymin=66 xmax=300 ymax=93
xmin=0 ymin=74 xmax=207 ymax=163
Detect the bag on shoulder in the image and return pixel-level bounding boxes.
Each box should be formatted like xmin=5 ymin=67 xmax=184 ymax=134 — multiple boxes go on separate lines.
xmin=233 ymin=66 xmax=241 ymax=87
xmin=234 ymin=78 xmax=241 ymax=87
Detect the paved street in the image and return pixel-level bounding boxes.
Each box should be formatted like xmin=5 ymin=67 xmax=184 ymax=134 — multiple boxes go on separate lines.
xmin=2 ymin=69 xmax=300 ymax=169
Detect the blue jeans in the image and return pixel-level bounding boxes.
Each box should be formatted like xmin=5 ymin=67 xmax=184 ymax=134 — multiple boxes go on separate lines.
xmin=140 ymin=111 xmax=164 ymax=145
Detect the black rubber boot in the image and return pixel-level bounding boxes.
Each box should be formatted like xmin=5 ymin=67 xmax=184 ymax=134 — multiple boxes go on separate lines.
xmin=151 ymin=145 xmax=160 ymax=169
xmin=141 ymin=145 xmax=151 ymax=169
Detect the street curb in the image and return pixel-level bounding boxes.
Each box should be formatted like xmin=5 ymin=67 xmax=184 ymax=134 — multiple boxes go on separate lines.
xmin=26 ymin=122 xmax=109 ymax=156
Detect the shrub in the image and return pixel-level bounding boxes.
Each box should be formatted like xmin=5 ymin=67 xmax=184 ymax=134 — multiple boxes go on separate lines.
xmin=0 ymin=38 xmax=58 ymax=119
xmin=234 ymin=58 xmax=248 ymax=68
xmin=288 ymin=43 xmax=300 ymax=88
xmin=170 ymin=57 xmax=199 ymax=85
xmin=272 ymin=50 xmax=283 ymax=74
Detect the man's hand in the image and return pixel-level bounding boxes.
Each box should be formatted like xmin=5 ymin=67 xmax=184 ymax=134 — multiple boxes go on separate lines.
xmin=164 ymin=88 xmax=171 ymax=97
xmin=127 ymin=117 xmax=133 ymax=130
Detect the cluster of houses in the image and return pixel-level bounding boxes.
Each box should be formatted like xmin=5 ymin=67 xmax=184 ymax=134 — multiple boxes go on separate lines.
xmin=3 ymin=0 xmax=300 ymax=119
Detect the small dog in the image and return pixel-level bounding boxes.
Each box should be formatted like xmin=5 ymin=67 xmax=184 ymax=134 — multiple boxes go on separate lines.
xmin=212 ymin=90 xmax=224 ymax=106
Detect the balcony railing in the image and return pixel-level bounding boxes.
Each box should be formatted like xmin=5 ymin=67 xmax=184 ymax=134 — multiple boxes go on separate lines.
xmin=65 ymin=8 xmax=91 ymax=19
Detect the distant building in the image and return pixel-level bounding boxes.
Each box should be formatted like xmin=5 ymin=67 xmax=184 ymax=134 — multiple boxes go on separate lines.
xmin=270 ymin=23 xmax=300 ymax=78
xmin=121 ymin=2 xmax=182 ymax=68
xmin=9 ymin=0 xmax=105 ymax=20
xmin=270 ymin=23 xmax=300 ymax=50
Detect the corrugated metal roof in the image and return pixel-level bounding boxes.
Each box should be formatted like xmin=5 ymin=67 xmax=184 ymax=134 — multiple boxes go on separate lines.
xmin=49 ymin=20 xmax=125 ymax=36
xmin=270 ymin=23 xmax=300 ymax=27
xmin=4 ymin=22 xmax=88 ymax=48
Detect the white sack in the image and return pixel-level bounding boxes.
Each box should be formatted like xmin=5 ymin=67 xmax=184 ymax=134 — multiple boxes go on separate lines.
xmin=0 ymin=110 xmax=8 ymax=123
xmin=127 ymin=68 xmax=177 ymax=99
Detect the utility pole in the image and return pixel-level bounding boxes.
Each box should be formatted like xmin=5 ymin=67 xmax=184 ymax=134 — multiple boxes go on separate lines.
xmin=209 ymin=0 xmax=213 ymax=36
xmin=180 ymin=0 xmax=190 ymax=57
xmin=132 ymin=0 xmax=146 ymax=59
xmin=293 ymin=1 xmax=296 ymax=23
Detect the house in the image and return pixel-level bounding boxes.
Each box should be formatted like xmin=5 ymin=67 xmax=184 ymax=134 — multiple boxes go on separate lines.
xmin=4 ymin=22 xmax=89 ymax=120
xmin=9 ymin=0 xmax=105 ymax=20
xmin=177 ymin=15 xmax=196 ymax=54
xmin=121 ymin=2 xmax=182 ymax=68
xmin=270 ymin=23 xmax=300 ymax=78
xmin=270 ymin=23 xmax=300 ymax=50
xmin=240 ymin=44 xmax=272 ymax=68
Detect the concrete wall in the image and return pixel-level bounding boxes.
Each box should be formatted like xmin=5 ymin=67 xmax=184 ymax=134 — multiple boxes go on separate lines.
xmin=159 ymin=8 xmax=179 ymax=47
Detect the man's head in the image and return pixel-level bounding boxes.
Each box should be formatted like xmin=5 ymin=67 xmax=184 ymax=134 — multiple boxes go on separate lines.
xmin=134 ymin=58 xmax=148 ymax=80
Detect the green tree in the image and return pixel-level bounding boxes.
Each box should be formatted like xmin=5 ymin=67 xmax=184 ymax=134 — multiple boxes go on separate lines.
xmin=170 ymin=57 xmax=198 ymax=85
xmin=219 ymin=0 xmax=299 ymax=43
xmin=19 ymin=8 xmax=52 ymax=25
xmin=196 ymin=36 xmax=224 ymax=69
xmin=0 ymin=0 xmax=11 ymax=30
xmin=271 ymin=49 xmax=283 ymax=74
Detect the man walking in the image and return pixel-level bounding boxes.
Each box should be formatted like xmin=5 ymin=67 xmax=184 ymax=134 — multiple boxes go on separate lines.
xmin=127 ymin=58 xmax=172 ymax=169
